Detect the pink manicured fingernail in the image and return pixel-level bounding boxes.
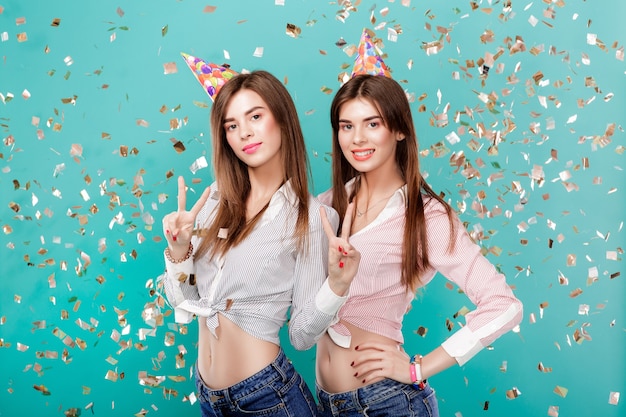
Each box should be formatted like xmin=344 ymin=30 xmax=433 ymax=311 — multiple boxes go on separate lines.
xmin=354 ymin=372 xmax=358 ymax=377
xmin=166 ymin=230 xmax=170 ymax=234
xmin=355 ymin=345 xmax=359 ymax=350
xmin=339 ymin=261 xmax=344 ymax=268
xmin=172 ymin=235 xmax=177 ymax=242
xmin=338 ymin=246 xmax=343 ymax=252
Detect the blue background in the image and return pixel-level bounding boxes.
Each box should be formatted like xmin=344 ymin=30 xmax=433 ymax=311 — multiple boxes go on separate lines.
xmin=0 ymin=1 xmax=624 ymax=416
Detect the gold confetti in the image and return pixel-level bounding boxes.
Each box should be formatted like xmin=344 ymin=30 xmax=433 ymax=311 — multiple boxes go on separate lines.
xmin=505 ymin=387 xmax=521 ymax=399
xmin=569 ymin=288 xmax=583 ymax=298
xmin=33 ymin=384 xmax=51 ymax=395
xmin=163 ymin=62 xmax=177 ymax=75
xmin=553 ymin=386 xmax=568 ymax=398
xmin=286 ymin=23 xmax=301 ymax=38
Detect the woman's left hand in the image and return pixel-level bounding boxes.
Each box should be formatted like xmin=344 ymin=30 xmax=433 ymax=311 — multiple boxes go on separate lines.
xmin=350 ymin=341 xmax=413 ymax=385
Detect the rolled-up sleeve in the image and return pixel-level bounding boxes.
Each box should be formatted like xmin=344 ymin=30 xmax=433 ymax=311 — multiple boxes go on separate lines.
xmin=288 ymin=203 xmax=347 ymax=350
xmin=426 ymin=202 xmax=523 ymax=366
xmin=158 ymin=238 xmax=202 ymax=324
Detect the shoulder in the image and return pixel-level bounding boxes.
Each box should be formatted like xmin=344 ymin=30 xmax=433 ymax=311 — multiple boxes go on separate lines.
xmin=421 ymin=195 xmax=459 ymax=231
xmin=308 ymin=194 xmax=339 ymax=228
xmin=422 ymin=194 xmax=451 ymax=215
xmin=197 ymin=181 xmax=220 ymax=221
xmin=317 ymin=188 xmax=333 ymax=206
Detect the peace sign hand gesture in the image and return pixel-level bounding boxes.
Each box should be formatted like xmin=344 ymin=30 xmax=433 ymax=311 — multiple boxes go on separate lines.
xmin=162 ymin=176 xmax=211 ymax=257
xmin=320 ymin=202 xmax=360 ymax=297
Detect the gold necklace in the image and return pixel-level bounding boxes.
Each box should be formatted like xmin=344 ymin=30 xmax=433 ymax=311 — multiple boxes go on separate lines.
xmin=356 ymin=193 xmax=395 ymax=217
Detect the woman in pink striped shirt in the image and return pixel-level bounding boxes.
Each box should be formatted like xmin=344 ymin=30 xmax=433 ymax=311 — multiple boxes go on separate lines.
xmin=315 ymin=74 xmax=523 ymax=417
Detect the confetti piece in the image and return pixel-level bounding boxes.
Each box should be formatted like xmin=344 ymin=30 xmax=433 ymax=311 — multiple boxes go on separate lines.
xmin=505 ymin=387 xmax=521 ymax=399
xmin=190 ymin=156 xmax=208 ymax=174
xmin=553 ymin=386 xmax=568 ymax=398
xmin=286 ymin=23 xmax=301 ymax=38
xmin=163 ymin=62 xmax=177 ymax=75
xmin=253 ymin=47 xmax=264 ymax=58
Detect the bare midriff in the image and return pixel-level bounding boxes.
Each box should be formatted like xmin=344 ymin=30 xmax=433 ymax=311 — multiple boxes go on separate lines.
xmin=316 ymin=320 xmax=402 ymax=393
xmin=197 ymin=314 xmax=280 ymax=390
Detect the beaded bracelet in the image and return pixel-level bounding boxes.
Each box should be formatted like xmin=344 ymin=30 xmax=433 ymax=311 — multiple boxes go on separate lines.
xmin=410 ymin=354 xmax=427 ymax=390
xmin=165 ymin=242 xmax=193 ymax=263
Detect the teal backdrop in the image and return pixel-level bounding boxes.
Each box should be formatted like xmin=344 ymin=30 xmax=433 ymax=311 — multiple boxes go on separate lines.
xmin=1 ymin=1 xmax=624 ymax=416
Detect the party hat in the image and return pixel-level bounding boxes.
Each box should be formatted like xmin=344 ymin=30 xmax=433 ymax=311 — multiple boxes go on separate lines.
xmin=180 ymin=52 xmax=238 ymax=101
xmin=350 ymin=29 xmax=392 ymax=78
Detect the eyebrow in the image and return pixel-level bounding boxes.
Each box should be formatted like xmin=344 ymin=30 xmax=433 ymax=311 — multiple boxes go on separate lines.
xmin=223 ymin=105 xmax=265 ymax=124
xmin=338 ymin=115 xmax=382 ymax=123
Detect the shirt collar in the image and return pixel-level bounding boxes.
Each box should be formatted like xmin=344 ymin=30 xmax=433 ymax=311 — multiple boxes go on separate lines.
xmin=344 ymin=176 xmax=406 ymax=233
xmin=345 ymin=176 xmax=407 ymax=209
xmin=266 ymin=179 xmax=297 ymax=220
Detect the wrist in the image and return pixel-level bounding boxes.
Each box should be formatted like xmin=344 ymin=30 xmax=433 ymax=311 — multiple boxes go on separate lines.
xmin=410 ymin=354 xmax=426 ymax=390
xmin=165 ymin=242 xmax=193 ymax=263
xmin=327 ymin=276 xmax=351 ymax=296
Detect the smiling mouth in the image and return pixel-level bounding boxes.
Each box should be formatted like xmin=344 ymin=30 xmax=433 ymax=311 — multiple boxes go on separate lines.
xmin=352 ymin=149 xmax=374 ymax=158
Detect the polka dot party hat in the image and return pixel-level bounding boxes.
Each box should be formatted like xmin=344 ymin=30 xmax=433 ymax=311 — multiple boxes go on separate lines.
xmin=350 ymin=28 xmax=392 ymax=78
xmin=180 ymin=52 xmax=238 ymax=101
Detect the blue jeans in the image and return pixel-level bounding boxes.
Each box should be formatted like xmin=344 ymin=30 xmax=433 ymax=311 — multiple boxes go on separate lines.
xmin=195 ymin=348 xmax=317 ymax=417
xmin=316 ymin=378 xmax=439 ymax=417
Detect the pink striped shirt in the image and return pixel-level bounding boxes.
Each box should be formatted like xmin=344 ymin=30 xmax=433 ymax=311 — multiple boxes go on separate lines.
xmin=319 ymin=181 xmax=523 ymax=365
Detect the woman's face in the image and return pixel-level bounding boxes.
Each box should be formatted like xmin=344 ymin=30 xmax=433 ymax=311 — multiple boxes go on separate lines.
xmin=336 ymin=97 xmax=404 ymax=177
xmin=223 ymin=88 xmax=282 ymax=171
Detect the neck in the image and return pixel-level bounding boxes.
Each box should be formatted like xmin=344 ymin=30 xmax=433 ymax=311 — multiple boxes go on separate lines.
xmin=358 ymin=169 xmax=404 ymax=201
xmin=248 ymin=166 xmax=285 ymax=203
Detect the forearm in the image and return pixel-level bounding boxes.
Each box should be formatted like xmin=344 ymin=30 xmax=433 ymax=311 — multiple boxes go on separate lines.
xmin=420 ymin=346 xmax=457 ymax=380
xmin=289 ymin=279 xmax=347 ymax=350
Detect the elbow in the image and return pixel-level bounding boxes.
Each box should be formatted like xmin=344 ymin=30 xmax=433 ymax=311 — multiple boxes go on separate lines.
xmin=512 ymin=297 xmax=524 ymax=327
xmin=502 ymin=297 xmax=524 ymax=335
xmin=289 ymin=331 xmax=316 ymax=351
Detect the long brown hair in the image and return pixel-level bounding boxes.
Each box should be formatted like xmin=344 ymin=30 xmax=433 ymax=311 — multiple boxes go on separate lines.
xmin=329 ymin=74 xmax=455 ymax=292
xmin=195 ymin=70 xmax=310 ymax=259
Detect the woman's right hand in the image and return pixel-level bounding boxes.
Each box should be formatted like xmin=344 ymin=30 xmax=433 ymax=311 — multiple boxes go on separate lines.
xmin=162 ymin=176 xmax=211 ymax=257
xmin=320 ymin=202 xmax=360 ymax=296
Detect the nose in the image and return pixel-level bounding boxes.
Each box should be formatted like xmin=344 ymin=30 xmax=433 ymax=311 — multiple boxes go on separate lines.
xmin=352 ymin=126 xmax=365 ymax=144
xmin=239 ymin=122 xmax=253 ymax=140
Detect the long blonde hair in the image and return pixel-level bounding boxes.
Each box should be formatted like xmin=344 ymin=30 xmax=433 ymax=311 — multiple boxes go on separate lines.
xmin=329 ymin=75 xmax=455 ymax=292
xmin=195 ymin=70 xmax=310 ymax=259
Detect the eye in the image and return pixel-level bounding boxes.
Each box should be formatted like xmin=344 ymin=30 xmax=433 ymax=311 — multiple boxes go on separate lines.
xmin=368 ymin=121 xmax=379 ymax=128
xmin=339 ymin=123 xmax=352 ymax=131
xmin=224 ymin=123 xmax=237 ymax=131
xmin=251 ymin=114 xmax=261 ymax=121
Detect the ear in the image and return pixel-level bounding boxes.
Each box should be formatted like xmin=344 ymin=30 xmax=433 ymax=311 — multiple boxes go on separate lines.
xmin=396 ymin=133 xmax=406 ymax=142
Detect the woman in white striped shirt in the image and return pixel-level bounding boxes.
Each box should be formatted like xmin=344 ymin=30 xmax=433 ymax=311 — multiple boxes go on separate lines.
xmin=315 ymin=74 xmax=523 ymax=416
xmin=160 ymin=70 xmax=358 ymax=417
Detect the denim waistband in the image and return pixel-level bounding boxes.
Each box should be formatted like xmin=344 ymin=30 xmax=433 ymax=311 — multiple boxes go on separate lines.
xmin=195 ymin=348 xmax=293 ymax=404
xmin=317 ymin=378 xmax=430 ymax=411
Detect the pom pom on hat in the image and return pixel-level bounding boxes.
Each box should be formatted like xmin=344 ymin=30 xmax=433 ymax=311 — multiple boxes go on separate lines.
xmin=180 ymin=52 xmax=238 ymax=101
